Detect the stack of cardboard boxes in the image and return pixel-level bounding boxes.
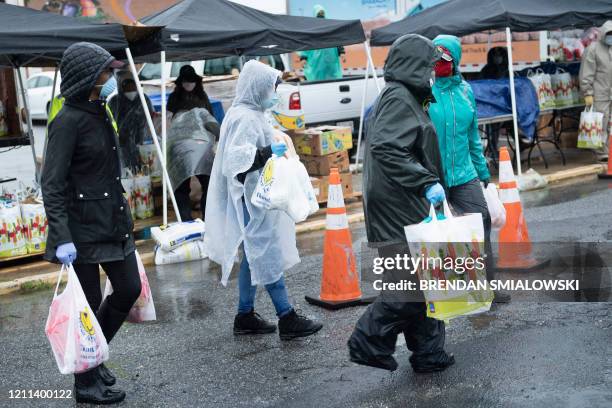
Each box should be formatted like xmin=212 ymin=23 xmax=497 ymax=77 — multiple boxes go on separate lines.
xmin=290 ymin=126 xmax=353 ymax=202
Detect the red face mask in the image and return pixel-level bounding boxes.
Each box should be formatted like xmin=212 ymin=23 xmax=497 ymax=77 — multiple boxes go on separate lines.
xmin=434 ymin=59 xmax=453 ymax=77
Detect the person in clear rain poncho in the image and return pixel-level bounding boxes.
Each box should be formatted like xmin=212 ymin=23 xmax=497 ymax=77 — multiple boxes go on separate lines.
xmin=205 ymin=60 xmax=323 ymax=340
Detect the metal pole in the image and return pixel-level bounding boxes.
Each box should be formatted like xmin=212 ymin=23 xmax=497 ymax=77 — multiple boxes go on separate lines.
xmin=161 ymin=50 xmax=168 ymax=226
xmin=15 ymin=67 xmax=40 ymax=185
xmin=41 ymin=65 xmax=59 ymax=170
xmin=355 ymin=41 xmax=372 ymax=169
xmin=364 ymin=40 xmax=381 ymax=93
xmin=506 ymin=27 xmax=522 ymax=176
xmin=125 ymin=48 xmax=182 ymax=223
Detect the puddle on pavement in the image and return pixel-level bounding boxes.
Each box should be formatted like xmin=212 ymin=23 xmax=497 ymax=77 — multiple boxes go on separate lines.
xmin=521 ymin=177 xmax=611 ymax=208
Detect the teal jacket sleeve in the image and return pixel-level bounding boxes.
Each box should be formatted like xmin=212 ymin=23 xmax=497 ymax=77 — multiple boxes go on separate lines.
xmin=466 ymin=86 xmax=490 ymax=181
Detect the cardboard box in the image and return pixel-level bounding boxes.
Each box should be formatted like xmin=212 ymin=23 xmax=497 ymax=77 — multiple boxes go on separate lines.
xmin=315 ymin=172 xmax=353 ymax=203
xmin=301 ymin=150 xmax=350 ymax=176
xmin=291 ymin=125 xmax=352 ymax=156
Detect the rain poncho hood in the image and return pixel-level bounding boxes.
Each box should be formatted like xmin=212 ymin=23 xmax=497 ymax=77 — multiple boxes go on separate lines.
xmin=363 ymin=34 xmax=444 ymax=246
xmin=579 ymin=20 xmax=612 ymax=102
xmin=205 ymin=60 xmax=299 ymax=286
xmin=59 ymin=42 xmax=116 ymax=102
xmin=599 ymin=20 xmax=612 ymax=39
xmin=299 ymin=5 xmax=342 ymax=82
xmin=429 ymin=35 xmax=490 ymax=187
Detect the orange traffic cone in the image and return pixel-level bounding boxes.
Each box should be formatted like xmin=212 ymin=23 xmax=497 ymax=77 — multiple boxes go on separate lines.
xmin=305 ymin=168 xmax=374 ymax=310
xmin=496 ymin=147 xmax=549 ymax=271
xmin=598 ymin=135 xmax=612 ymax=179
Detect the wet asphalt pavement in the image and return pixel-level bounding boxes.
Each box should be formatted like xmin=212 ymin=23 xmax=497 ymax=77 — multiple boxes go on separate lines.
xmin=0 ymin=177 xmax=611 ymax=408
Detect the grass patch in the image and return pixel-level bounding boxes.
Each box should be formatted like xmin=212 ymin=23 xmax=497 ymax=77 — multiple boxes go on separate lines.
xmin=19 ymin=279 xmax=54 ymax=294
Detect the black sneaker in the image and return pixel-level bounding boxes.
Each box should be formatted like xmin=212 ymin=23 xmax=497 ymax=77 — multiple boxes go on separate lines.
xmin=233 ymin=310 xmax=276 ymax=335
xmin=278 ymin=309 xmax=323 ymax=340
xmin=411 ymin=352 xmax=455 ymax=374
xmin=493 ymin=291 xmax=511 ymax=303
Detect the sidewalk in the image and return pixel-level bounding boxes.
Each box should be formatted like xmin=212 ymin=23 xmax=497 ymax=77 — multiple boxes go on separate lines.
xmin=0 ymin=147 xmax=606 ymax=296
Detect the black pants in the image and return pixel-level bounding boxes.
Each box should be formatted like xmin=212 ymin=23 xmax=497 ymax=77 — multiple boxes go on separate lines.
xmin=348 ymin=244 xmax=447 ymax=368
xmin=447 ymin=177 xmax=495 ymax=280
xmin=175 ymin=175 xmax=210 ymax=222
xmin=73 ymin=251 xmax=141 ymax=343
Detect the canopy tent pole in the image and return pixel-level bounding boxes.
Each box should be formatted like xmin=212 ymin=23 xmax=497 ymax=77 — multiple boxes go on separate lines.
xmin=506 ymin=27 xmax=522 ymax=176
xmin=15 ymin=66 xmax=40 ymax=186
xmin=125 ymin=47 xmax=182 ymax=223
xmin=41 ymin=64 xmax=59 ymax=172
xmin=161 ymin=50 xmax=168 ymax=226
xmin=354 ymin=41 xmax=372 ymax=168
xmin=364 ymin=40 xmax=381 ymax=93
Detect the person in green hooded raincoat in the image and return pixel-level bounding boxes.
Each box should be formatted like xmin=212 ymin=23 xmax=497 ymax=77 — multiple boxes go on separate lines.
xmin=428 ymin=34 xmax=509 ymax=303
xmin=298 ymin=5 xmax=344 ymax=81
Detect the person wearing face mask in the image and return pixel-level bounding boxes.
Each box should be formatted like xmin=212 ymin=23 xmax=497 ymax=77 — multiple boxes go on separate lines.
xmin=167 ymin=65 xmax=216 ymax=220
xmin=205 ymin=60 xmax=323 ymax=340
xmin=297 ymin=4 xmax=344 ymax=81
xmin=347 ymin=34 xmax=455 ymax=374
xmin=42 ymin=42 xmax=141 ymax=405
xmin=580 ymin=20 xmax=612 ymax=162
xmin=108 ymin=78 xmax=155 ymax=172
xmin=428 ymin=35 xmax=510 ymax=304
xmin=480 ymin=47 xmax=509 ymax=80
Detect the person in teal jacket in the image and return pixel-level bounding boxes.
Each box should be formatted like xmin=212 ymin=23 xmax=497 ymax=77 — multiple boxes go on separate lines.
xmin=429 ymin=34 xmax=509 ymax=303
xmin=298 ymin=5 xmax=344 ymax=82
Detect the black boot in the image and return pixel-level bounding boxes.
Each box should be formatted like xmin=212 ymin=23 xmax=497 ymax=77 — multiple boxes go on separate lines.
xmin=96 ymin=299 xmax=129 ymax=343
xmin=233 ymin=309 xmax=276 ymax=335
xmin=411 ymin=351 xmax=455 ymax=373
xmin=348 ymin=338 xmax=398 ymax=371
xmin=74 ymin=368 xmax=125 ymax=405
xmin=278 ymin=309 xmax=323 ymax=340
xmin=96 ymin=363 xmax=116 ymax=386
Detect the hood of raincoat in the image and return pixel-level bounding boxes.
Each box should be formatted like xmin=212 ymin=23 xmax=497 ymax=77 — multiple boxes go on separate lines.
xmin=205 ymin=60 xmax=298 ymax=287
xmin=429 ymin=35 xmax=490 ymax=187
xmin=599 ymin=20 xmax=612 ymax=43
xmin=59 ymin=42 xmax=116 ymax=102
xmin=485 ymin=46 xmax=508 ymax=68
xmin=383 ymin=34 xmax=441 ymax=100
xmin=233 ymin=60 xmax=281 ymax=112
xmin=432 ymin=35 xmax=462 ymax=90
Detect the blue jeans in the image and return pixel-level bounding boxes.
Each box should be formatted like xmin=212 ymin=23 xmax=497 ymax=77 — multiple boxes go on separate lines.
xmin=237 ymin=201 xmax=293 ymax=318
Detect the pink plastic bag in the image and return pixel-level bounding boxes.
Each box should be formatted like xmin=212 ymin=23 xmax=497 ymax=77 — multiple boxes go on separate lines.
xmin=45 ymin=265 xmax=109 ymax=374
xmin=103 ymin=250 xmax=156 ymax=323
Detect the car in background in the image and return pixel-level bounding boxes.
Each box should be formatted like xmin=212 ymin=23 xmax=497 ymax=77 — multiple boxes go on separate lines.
xmin=25 ymin=71 xmax=61 ymax=121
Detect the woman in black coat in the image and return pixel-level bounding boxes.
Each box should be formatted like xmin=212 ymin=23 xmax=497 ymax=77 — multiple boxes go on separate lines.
xmin=42 ymin=42 xmax=141 ymax=405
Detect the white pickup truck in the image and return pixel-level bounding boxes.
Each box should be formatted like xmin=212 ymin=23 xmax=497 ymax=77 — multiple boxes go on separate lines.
xmin=138 ymin=56 xmax=383 ymax=137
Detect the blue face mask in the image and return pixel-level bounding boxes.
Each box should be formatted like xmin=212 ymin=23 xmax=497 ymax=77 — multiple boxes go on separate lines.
xmin=605 ymin=35 xmax=612 ymax=46
xmin=99 ymin=76 xmax=117 ymax=99
xmin=263 ymin=93 xmax=279 ymax=110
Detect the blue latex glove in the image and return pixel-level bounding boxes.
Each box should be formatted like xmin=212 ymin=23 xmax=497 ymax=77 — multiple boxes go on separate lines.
xmin=425 ymin=183 xmax=446 ymax=205
xmin=271 ymin=142 xmax=287 ymax=157
xmin=56 ymin=242 xmax=77 ymax=265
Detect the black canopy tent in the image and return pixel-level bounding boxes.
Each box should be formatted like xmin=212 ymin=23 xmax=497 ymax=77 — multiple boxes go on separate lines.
xmin=367 ymin=0 xmax=612 ymax=176
xmin=136 ymin=0 xmax=365 ymax=61
xmin=370 ymin=0 xmax=612 ymax=44
xmin=127 ymin=0 xmax=368 ymax=225
xmin=0 ymin=3 xmax=134 ymax=186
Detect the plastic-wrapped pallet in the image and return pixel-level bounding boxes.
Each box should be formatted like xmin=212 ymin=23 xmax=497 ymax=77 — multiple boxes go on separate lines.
xmin=154 ymin=240 xmax=207 ymax=265
xmin=151 ymin=219 xmax=205 ymax=252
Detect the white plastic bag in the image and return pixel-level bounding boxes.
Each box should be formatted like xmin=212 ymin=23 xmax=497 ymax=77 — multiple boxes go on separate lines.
xmin=103 ymin=251 xmax=156 ymax=323
xmin=121 ymin=177 xmax=137 ymax=219
xmin=527 ymin=69 xmax=554 ymax=109
xmin=151 ymin=219 xmax=205 ymax=251
xmin=45 ymin=265 xmax=109 ymax=374
xmin=577 ymin=106 xmax=605 ymax=149
xmin=0 ymin=203 xmax=27 ymax=258
xmin=518 ymin=168 xmax=548 ymax=191
xmin=138 ymin=143 xmax=162 ymax=179
xmin=154 ymin=239 xmax=207 ymax=265
xmin=482 ymin=184 xmax=506 ymax=229
xmin=251 ymin=155 xmax=292 ymax=212
xmin=550 ymin=68 xmax=573 ymax=107
xmin=133 ymin=174 xmax=154 ymax=220
xmin=292 ymin=157 xmax=319 ymax=216
xmin=403 ymin=201 xmax=493 ymax=321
